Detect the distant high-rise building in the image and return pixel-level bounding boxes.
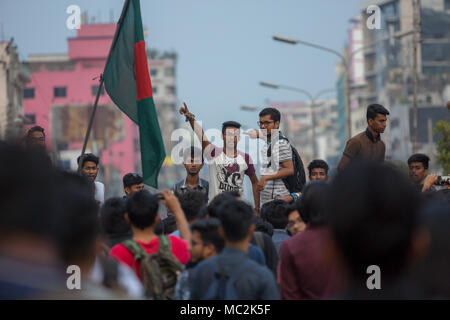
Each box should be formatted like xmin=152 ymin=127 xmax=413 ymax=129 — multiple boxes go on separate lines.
xmin=359 ymin=0 xmax=450 ymax=165
xmin=269 ymin=100 xmax=339 ymax=167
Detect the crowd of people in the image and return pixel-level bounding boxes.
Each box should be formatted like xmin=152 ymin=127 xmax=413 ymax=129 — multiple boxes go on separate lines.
xmin=0 ymin=103 xmax=449 ymax=300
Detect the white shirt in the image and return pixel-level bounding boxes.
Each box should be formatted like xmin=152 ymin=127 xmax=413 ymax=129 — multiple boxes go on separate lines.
xmin=205 ymin=145 xmax=255 ymax=201
xmin=94 ymin=181 xmax=105 ymax=205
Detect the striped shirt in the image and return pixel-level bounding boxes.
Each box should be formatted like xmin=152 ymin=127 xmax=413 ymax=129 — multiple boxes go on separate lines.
xmin=260 ymin=138 xmax=292 ymax=205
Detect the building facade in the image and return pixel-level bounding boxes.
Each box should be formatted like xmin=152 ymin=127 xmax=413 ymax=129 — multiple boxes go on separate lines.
xmin=23 ymin=23 xmax=181 ymax=197
xmin=270 ymin=99 xmax=339 ymax=167
xmin=0 ymin=40 xmax=29 ymax=141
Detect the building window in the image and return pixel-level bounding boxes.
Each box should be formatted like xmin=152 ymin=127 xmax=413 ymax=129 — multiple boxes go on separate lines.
xmin=23 ymin=87 xmax=35 ymax=99
xmin=164 ymin=67 xmax=174 ymax=77
xmin=59 ymin=160 xmax=71 ymax=170
xmin=91 ymin=85 xmax=105 ymax=96
xmin=54 ymin=86 xmax=67 ymax=98
xmin=150 ymin=69 xmax=158 ymax=77
xmin=153 ymin=86 xmax=158 ymax=94
xmin=24 ymin=113 xmax=36 ymax=125
xmin=166 ymin=86 xmax=176 ymax=95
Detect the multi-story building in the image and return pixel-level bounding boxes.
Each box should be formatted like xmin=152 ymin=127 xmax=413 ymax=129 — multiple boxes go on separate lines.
xmin=333 ymin=17 xmax=368 ymax=167
xmin=0 ymin=40 xmax=29 ymax=141
xmin=360 ymin=0 xmax=450 ymax=165
xmin=270 ymin=99 xmax=339 ymax=167
xmin=23 ymin=23 xmax=181 ymax=197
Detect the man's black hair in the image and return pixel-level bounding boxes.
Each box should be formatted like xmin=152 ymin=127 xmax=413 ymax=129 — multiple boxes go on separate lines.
xmin=207 ymin=192 xmax=239 ymax=218
xmin=123 ymin=173 xmax=143 ymax=188
xmin=77 ymin=153 xmax=99 ymax=167
xmin=260 ymin=199 xmax=289 ymax=229
xmin=411 ymin=199 xmax=450 ymax=297
xmin=255 ymin=216 xmax=274 ymax=237
xmin=366 ymin=103 xmax=390 ymax=122
xmin=190 ymin=218 xmax=225 ymax=253
xmin=55 ymin=171 xmax=100 ymax=265
xmin=259 ymin=107 xmax=281 ymax=123
xmin=297 ymin=181 xmax=329 ymax=227
xmin=217 ymin=199 xmax=255 ymax=242
xmin=183 ymin=146 xmax=204 ymax=163
xmin=326 ymin=161 xmax=420 ymax=282
xmin=307 ymin=159 xmax=329 ymax=176
xmin=27 ymin=125 xmax=45 ymax=138
xmin=178 ymin=191 xmax=207 ymax=223
xmin=285 ymin=203 xmax=300 ymax=217
xmin=126 ymin=190 xmax=159 ymax=229
xmin=100 ymin=197 xmax=130 ymax=236
xmin=407 ymin=153 xmax=430 ymax=170
xmin=221 ymin=121 xmax=241 ymax=135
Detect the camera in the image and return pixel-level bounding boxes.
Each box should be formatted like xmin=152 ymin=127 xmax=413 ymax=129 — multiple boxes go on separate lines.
xmin=155 ymin=193 xmax=165 ymax=200
xmin=434 ymin=176 xmax=450 ymax=186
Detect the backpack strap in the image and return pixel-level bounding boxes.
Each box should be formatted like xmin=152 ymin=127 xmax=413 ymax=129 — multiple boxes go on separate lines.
xmin=122 ymin=240 xmax=148 ymax=261
xmin=266 ymin=135 xmax=289 ymax=167
xmin=157 ymin=235 xmax=172 ymax=255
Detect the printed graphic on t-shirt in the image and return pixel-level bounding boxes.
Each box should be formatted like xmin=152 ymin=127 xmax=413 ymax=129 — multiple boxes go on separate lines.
xmin=216 ymin=161 xmax=243 ymax=193
xmin=207 ymin=145 xmax=255 ymax=201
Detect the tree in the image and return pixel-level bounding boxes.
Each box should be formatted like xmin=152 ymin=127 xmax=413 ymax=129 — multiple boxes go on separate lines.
xmin=433 ymin=120 xmax=450 ymax=175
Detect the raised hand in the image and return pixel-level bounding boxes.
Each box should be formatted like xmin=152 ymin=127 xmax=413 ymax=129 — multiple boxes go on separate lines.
xmin=179 ymin=102 xmax=195 ymax=121
xmin=159 ymin=189 xmax=183 ymax=214
xmin=179 ymin=102 xmax=189 ymax=116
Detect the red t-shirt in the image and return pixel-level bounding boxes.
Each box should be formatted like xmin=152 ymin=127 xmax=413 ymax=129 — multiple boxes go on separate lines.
xmin=110 ymin=235 xmax=190 ymax=280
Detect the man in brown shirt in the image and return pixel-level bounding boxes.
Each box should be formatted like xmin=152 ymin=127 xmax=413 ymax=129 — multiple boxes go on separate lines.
xmin=338 ymin=104 xmax=389 ymax=171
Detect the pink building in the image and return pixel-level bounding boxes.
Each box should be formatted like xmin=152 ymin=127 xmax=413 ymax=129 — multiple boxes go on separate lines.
xmin=23 ymin=23 xmax=140 ymax=196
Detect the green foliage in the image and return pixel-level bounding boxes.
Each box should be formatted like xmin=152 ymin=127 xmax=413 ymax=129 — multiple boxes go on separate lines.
xmin=433 ymin=120 xmax=450 ymax=175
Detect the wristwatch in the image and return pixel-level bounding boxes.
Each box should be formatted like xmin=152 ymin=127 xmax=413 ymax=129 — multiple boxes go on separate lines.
xmin=185 ymin=113 xmax=195 ymax=122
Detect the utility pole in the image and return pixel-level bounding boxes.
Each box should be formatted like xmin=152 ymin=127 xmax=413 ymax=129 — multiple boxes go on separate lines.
xmin=412 ymin=0 xmax=421 ymax=153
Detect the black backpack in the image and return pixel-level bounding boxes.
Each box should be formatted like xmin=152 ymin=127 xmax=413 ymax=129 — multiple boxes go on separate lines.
xmin=266 ymin=135 xmax=306 ymax=193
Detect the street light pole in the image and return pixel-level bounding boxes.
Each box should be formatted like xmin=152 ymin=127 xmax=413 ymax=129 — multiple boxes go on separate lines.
xmin=259 ymin=81 xmax=334 ymax=159
xmin=412 ymin=0 xmax=421 ymax=153
xmin=273 ymin=31 xmax=415 ymax=141
xmin=272 ymin=35 xmax=352 ymax=140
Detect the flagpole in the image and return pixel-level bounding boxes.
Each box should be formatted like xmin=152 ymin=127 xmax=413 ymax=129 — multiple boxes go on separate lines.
xmin=78 ymin=0 xmax=131 ymax=171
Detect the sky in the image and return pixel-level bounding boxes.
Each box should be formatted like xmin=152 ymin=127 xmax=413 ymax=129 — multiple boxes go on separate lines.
xmin=0 ymin=0 xmax=365 ymax=132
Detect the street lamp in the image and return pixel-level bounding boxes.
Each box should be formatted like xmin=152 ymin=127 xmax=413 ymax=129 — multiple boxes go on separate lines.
xmin=240 ymin=105 xmax=260 ymax=112
xmin=273 ymin=35 xmax=351 ymax=141
xmin=259 ymin=81 xmax=334 ymax=158
xmin=273 ymin=30 xmax=414 ymax=142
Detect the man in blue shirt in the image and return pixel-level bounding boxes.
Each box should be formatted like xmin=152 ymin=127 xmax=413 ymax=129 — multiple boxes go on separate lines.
xmin=190 ymin=199 xmax=279 ymax=300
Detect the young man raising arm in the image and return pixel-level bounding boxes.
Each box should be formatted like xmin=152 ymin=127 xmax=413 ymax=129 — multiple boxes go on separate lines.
xmin=179 ymin=103 xmax=260 ymax=212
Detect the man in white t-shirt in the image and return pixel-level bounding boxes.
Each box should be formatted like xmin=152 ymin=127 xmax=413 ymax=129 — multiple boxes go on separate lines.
xmin=179 ymin=103 xmax=260 ymax=212
xmin=77 ymin=153 xmax=105 ymax=205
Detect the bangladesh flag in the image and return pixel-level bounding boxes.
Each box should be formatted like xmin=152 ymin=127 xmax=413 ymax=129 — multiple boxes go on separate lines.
xmin=104 ymin=0 xmax=165 ymax=188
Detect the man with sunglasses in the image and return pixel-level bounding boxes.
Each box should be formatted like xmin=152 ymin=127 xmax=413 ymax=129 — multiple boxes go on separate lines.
xmin=244 ymin=107 xmax=294 ymax=206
